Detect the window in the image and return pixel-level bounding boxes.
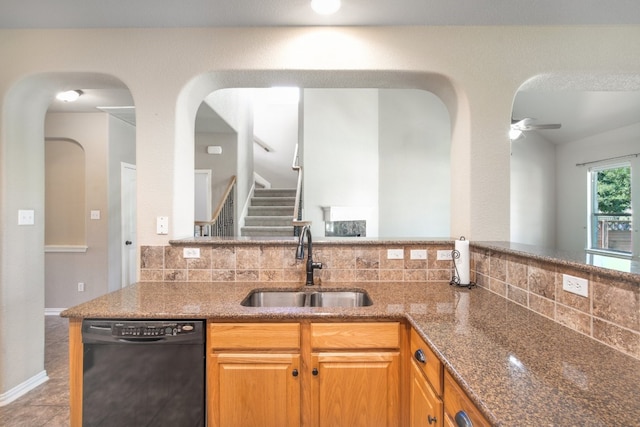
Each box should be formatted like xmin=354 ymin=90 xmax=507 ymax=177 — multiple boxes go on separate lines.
xmin=588 ymin=164 xmax=632 ymax=254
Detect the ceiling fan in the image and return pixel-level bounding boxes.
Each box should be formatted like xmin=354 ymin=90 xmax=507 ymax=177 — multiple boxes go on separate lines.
xmin=510 ymin=117 xmax=561 ymax=139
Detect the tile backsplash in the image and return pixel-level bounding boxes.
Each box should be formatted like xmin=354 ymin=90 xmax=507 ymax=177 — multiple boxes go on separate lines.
xmin=141 ymin=242 xmax=639 ymax=360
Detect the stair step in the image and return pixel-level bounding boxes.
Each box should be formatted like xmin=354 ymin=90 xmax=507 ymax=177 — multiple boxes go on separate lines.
xmin=254 ymin=188 xmax=297 ymax=198
xmin=245 ymin=216 xmax=294 ymax=226
xmin=248 ymin=206 xmax=295 ymax=216
xmin=251 ymin=196 xmax=296 ymax=207
xmin=241 ymin=226 xmax=294 ymax=237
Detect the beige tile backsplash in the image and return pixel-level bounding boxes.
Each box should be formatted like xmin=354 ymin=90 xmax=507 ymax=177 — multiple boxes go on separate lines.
xmin=141 ymin=242 xmax=640 ymax=360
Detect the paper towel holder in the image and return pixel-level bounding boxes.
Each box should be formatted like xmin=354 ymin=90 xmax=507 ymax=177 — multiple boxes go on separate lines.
xmin=450 ymin=236 xmax=476 ymax=289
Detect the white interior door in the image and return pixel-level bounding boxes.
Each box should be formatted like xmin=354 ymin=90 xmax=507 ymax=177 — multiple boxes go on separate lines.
xmin=121 ymin=162 xmax=137 ymax=288
xmin=195 ymin=169 xmax=212 ymax=221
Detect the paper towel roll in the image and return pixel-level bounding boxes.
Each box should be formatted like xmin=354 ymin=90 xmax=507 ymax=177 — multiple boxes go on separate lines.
xmin=454 ymin=238 xmax=470 ymax=285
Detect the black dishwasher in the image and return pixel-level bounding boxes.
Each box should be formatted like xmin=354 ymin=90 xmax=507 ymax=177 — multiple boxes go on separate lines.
xmin=81 ymin=319 xmax=205 ymax=427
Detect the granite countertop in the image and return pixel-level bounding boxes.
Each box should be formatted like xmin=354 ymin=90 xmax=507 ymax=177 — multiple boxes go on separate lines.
xmin=61 ymin=281 xmax=640 ymax=426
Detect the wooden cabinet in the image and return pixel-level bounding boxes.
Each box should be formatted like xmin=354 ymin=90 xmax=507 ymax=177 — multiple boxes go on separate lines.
xmin=309 ymin=322 xmax=401 ymax=427
xmin=208 ymin=323 xmax=301 ymax=427
xmin=443 ymin=370 xmax=490 ymax=427
xmin=208 ymin=321 xmax=401 ymax=427
xmin=409 ymin=328 xmax=443 ymax=427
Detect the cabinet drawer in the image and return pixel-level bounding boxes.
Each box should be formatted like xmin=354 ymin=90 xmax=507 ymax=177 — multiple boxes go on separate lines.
xmin=410 ymin=328 xmax=443 ymax=395
xmin=209 ymin=323 xmax=300 ymax=350
xmin=311 ymin=322 xmax=400 ymax=349
xmin=444 ymin=370 xmax=490 ymax=427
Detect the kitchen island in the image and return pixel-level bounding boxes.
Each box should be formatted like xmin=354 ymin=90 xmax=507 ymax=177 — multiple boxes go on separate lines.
xmin=62 ymin=280 xmax=640 ymax=426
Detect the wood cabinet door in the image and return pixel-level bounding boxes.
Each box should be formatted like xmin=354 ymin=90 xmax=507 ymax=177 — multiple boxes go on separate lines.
xmin=310 ymin=351 xmax=400 ymax=427
xmin=208 ymin=353 xmax=300 ymax=427
xmin=410 ymin=359 xmax=443 ymax=427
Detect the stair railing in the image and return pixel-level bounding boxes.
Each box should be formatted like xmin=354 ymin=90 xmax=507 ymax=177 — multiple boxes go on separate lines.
xmin=195 ymin=175 xmax=236 ymax=237
xmin=292 ymin=144 xmax=310 ymax=236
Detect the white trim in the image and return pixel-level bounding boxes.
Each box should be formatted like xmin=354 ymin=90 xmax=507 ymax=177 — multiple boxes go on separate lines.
xmin=44 ymin=245 xmax=88 ymax=253
xmin=0 ymin=370 xmax=49 ymax=407
xmin=45 ymin=308 xmax=66 ymax=316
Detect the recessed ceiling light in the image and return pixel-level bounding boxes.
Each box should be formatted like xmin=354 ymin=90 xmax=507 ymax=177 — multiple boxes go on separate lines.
xmin=56 ymin=90 xmax=83 ymax=102
xmin=311 ymin=0 xmax=341 ymax=15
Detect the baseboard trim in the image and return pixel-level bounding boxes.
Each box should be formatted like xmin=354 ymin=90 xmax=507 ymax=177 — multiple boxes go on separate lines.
xmin=0 ymin=370 xmax=49 ymax=407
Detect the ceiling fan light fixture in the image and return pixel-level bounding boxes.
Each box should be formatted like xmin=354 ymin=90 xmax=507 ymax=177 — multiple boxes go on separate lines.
xmin=509 ymin=128 xmax=523 ymax=140
xmin=56 ymin=89 xmax=83 ymax=102
xmin=311 ymin=0 xmax=341 ymax=15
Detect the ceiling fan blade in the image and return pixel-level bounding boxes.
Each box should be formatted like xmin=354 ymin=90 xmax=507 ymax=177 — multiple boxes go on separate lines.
xmin=522 ymin=123 xmax=561 ymax=130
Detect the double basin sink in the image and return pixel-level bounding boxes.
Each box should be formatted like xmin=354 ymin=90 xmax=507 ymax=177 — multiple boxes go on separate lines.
xmin=241 ymin=289 xmax=373 ymax=308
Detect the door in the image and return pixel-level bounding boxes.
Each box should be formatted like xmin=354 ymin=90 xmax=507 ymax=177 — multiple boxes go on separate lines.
xmin=209 ymin=353 xmax=301 ymax=427
xmin=195 ymin=169 xmax=212 ymax=221
xmin=410 ymin=360 xmax=442 ymax=427
xmin=310 ymin=351 xmax=400 ymax=427
xmin=121 ymin=162 xmax=137 ymax=288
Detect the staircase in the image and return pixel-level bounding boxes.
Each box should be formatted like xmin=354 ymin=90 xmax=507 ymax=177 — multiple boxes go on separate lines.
xmin=241 ymin=188 xmax=296 ymax=237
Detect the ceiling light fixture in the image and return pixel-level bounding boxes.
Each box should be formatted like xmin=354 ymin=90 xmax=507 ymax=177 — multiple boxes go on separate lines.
xmin=509 ymin=128 xmax=523 ymax=140
xmin=56 ymin=90 xmax=83 ymax=102
xmin=311 ymin=0 xmax=341 ymax=15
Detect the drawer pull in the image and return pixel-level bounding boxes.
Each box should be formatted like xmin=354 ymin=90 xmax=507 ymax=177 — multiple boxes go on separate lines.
xmin=312 ymin=368 xmax=319 ymax=376
xmin=428 ymin=415 xmax=437 ymax=424
xmin=455 ymin=410 xmax=473 ymax=427
xmin=414 ymin=349 xmax=426 ymax=364
xmin=292 ymin=369 xmax=299 ymax=377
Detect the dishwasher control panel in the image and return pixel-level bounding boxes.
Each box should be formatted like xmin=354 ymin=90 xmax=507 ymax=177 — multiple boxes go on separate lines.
xmin=82 ymin=319 xmax=204 ymax=344
xmin=115 ymin=322 xmax=196 ymax=337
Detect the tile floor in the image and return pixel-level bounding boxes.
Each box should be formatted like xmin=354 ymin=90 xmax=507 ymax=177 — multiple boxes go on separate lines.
xmin=0 ymin=315 xmax=70 ymax=426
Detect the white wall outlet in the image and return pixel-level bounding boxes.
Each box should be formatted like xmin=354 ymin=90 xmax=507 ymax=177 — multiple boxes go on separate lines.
xmin=157 ymin=216 xmax=169 ymax=235
xmin=78 ymin=282 xmax=85 ymax=292
xmin=183 ymin=248 xmax=201 ymax=259
xmin=410 ymin=249 xmax=427 ymax=260
xmin=18 ymin=209 xmax=35 ymax=225
xmin=387 ymin=249 xmax=404 ymax=260
xmin=437 ymin=250 xmax=453 ymax=261
xmin=90 ymin=210 xmax=101 ymax=220
xmin=562 ymin=274 xmax=589 ymax=297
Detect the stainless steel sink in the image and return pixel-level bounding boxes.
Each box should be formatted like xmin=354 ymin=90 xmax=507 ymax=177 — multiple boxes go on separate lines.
xmin=241 ymin=289 xmax=373 ymax=308
xmin=240 ymin=290 xmax=307 ymax=307
xmin=308 ymin=291 xmax=373 ymax=307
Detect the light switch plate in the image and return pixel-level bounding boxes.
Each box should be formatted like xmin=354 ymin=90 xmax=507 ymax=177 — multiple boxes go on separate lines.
xmin=157 ymin=216 xmax=169 ymax=235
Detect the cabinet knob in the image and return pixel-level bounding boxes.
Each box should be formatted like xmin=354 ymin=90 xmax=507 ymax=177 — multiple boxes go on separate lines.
xmin=455 ymin=410 xmax=473 ymax=427
xmin=292 ymin=369 xmax=299 ymax=377
xmin=414 ymin=349 xmax=426 ymax=364
xmin=312 ymin=368 xmax=319 ymax=376
xmin=428 ymin=415 xmax=437 ymax=425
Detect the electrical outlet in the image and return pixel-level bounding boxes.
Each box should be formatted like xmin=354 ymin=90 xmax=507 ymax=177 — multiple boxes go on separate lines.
xmin=78 ymin=282 xmax=85 ymax=292
xmin=437 ymin=250 xmax=453 ymax=261
xmin=562 ymin=274 xmax=588 ymax=297
xmin=410 ymin=249 xmax=427 ymax=260
xmin=183 ymin=248 xmax=201 ymax=259
xmin=387 ymin=249 xmax=404 ymax=260
xmin=90 ymin=210 xmax=101 ymax=220
xmin=18 ymin=209 xmax=35 ymax=225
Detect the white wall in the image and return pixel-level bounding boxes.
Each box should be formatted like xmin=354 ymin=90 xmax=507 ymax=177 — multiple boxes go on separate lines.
xmin=195 ymin=132 xmax=238 ymax=213
xmin=303 ymin=89 xmax=380 ymax=236
xmin=510 ymin=132 xmax=556 ymax=247
xmin=379 ymin=89 xmax=450 ymax=237
xmin=556 ymin=122 xmax=640 ymax=253
xmin=1 ymin=25 xmax=640 ymax=397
